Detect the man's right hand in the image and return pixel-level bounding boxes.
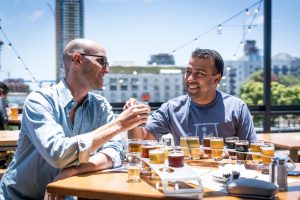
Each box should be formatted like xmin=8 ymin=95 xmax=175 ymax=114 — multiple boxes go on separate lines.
xmin=117 ymin=101 xmax=150 ymax=132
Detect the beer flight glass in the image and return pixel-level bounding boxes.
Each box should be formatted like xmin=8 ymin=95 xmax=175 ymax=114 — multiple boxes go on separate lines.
xmin=210 ymin=137 xmax=224 ymax=161
xmin=235 ymin=140 xmax=249 ymax=164
xmin=128 ymin=138 xmax=142 ymax=153
xmin=250 ymin=140 xmax=264 ymax=163
xmin=260 ymin=143 xmax=275 ymax=166
xmin=225 ymin=136 xmax=239 ymax=160
xmin=186 ymin=136 xmax=200 ymax=160
xmin=179 ymin=137 xmax=190 ymax=157
xmin=127 ymin=152 xmax=142 ymax=182
xmin=168 ymin=148 xmax=184 ymax=167
xmin=202 ymin=135 xmax=213 ymax=158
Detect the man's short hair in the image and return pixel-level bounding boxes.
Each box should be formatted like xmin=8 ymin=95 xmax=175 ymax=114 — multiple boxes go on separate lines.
xmin=192 ymin=48 xmax=224 ymax=76
xmin=0 ymin=82 xmax=9 ymax=95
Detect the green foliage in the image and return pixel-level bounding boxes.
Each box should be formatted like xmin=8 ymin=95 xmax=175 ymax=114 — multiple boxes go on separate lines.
xmin=278 ymin=75 xmax=300 ymax=86
xmin=240 ymin=72 xmax=300 ymax=105
xmin=240 ymin=80 xmax=263 ymax=105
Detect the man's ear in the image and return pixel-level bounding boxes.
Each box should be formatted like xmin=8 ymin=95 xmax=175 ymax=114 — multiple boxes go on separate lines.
xmin=214 ymin=74 xmax=222 ymax=85
xmin=72 ymin=53 xmax=82 ymax=65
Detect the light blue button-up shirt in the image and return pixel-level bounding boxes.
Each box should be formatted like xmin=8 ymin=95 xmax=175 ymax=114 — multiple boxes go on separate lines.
xmin=0 ymin=80 xmax=124 ymax=200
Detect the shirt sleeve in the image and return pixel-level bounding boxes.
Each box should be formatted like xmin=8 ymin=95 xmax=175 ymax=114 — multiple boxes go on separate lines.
xmin=237 ymin=102 xmax=257 ymax=142
xmin=145 ymin=102 xmax=171 ymax=138
xmin=94 ymin=101 xmax=125 ymax=168
xmin=22 ymin=91 xmax=94 ymax=169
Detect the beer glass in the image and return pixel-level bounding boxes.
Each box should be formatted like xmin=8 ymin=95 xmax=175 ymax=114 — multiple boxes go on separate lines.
xmin=202 ymin=135 xmax=213 ymax=158
xmin=250 ymin=140 xmax=264 ymax=163
xmin=225 ymin=136 xmax=239 ymax=160
xmin=210 ymin=137 xmax=224 ymax=161
xmin=128 ymin=139 xmax=142 ymax=153
xmin=179 ymin=137 xmax=190 ymax=158
xmin=127 ymin=152 xmax=142 ymax=182
xmin=9 ymin=103 xmax=19 ymax=119
xmin=186 ymin=136 xmax=200 ymax=160
xmin=261 ymin=143 xmax=275 ymax=166
xmin=235 ymin=140 xmax=249 ymax=163
xmin=149 ymin=149 xmax=165 ymax=164
xmin=168 ymin=148 xmax=184 ymax=168
xmin=141 ymin=140 xmax=159 ymax=158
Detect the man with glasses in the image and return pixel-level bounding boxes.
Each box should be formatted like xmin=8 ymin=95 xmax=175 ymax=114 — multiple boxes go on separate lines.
xmin=0 ymin=38 xmax=150 ymax=200
xmin=126 ymin=48 xmax=256 ymax=145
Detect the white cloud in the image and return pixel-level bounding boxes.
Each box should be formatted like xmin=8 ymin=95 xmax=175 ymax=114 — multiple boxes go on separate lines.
xmin=21 ymin=10 xmax=45 ymax=22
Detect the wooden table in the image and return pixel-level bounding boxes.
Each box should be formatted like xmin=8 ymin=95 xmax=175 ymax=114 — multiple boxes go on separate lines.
xmin=0 ymin=130 xmax=19 ymax=151
xmin=47 ymin=160 xmax=300 ymax=200
xmin=257 ymin=132 xmax=300 ymax=162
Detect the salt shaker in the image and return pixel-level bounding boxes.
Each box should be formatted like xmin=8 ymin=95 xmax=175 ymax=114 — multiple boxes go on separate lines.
xmin=277 ymin=158 xmax=288 ymax=191
xmin=269 ymin=157 xmax=277 ymax=184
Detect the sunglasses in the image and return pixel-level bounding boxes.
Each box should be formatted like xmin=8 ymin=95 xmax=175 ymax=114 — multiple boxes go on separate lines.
xmin=80 ymin=53 xmax=109 ymax=67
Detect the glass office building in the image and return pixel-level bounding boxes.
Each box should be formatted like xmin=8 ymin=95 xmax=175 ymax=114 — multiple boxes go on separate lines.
xmin=55 ymin=0 xmax=84 ymax=82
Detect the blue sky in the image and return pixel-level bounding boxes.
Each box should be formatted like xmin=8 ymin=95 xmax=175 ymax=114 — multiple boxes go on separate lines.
xmin=0 ymin=0 xmax=299 ymax=85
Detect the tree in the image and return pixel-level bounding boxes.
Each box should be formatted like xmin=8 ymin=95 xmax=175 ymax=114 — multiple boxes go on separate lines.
xmin=240 ymin=70 xmax=300 ymax=129
xmin=240 ymin=70 xmax=300 ymax=105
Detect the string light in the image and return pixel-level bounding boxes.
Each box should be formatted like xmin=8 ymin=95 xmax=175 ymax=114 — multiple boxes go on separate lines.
xmin=217 ymin=24 xmax=223 ymax=34
xmin=245 ymin=8 xmax=250 ymax=15
xmin=232 ymin=0 xmax=262 ymax=58
xmin=101 ymin=1 xmax=263 ymax=90
xmin=247 ymin=26 xmax=252 ymax=32
xmin=193 ymin=38 xmax=198 ymax=45
xmin=170 ymin=0 xmax=262 ymax=54
xmin=0 ymin=21 xmax=38 ymax=82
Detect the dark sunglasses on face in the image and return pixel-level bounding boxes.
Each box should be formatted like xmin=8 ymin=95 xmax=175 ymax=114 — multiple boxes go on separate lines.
xmin=80 ymin=53 xmax=109 ymax=67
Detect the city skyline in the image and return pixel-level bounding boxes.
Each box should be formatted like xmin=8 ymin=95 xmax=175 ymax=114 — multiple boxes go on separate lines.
xmin=0 ymin=0 xmax=299 ymax=85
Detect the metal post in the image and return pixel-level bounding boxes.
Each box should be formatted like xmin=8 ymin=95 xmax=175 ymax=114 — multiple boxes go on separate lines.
xmin=263 ymin=0 xmax=271 ymax=133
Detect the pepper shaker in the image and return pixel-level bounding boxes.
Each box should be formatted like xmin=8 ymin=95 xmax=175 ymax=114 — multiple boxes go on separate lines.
xmin=277 ymin=158 xmax=288 ymax=191
xmin=269 ymin=157 xmax=277 ymax=184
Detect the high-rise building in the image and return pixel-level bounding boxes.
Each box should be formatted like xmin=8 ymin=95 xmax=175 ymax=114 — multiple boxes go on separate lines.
xmin=55 ymin=0 xmax=84 ymax=82
xmin=0 ymin=39 xmax=3 ymax=70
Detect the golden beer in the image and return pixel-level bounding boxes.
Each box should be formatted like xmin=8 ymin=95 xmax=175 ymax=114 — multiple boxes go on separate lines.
xmin=210 ymin=137 xmax=224 ymax=161
xmin=162 ymin=146 xmax=173 ymax=159
xmin=186 ymin=136 xmax=200 ymax=148
xmin=261 ymin=143 xmax=275 ymax=165
xmin=180 ymin=137 xmax=190 ymax=157
xmin=128 ymin=143 xmax=142 ymax=153
xmin=10 ymin=105 xmax=19 ymax=118
xmin=189 ymin=148 xmax=201 ymax=160
xmin=128 ymin=166 xmax=141 ymax=182
xmin=127 ymin=152 xmax=142 ymax=182
xmin=251 ymin=141 xmax=263 ymax=163
xmin=149 ymin=150 xmax=165 ymax=164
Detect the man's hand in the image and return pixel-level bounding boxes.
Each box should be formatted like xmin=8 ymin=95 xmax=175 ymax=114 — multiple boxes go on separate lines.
xmin=123 ymin=98 xmax=139 ymax=110
xmin=117 ymin=99 xmax=150 ymax=132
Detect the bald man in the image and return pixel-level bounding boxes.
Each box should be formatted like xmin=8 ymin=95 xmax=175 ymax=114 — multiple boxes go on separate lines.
xmin=0 ymin=38 xmax=150 ymax=200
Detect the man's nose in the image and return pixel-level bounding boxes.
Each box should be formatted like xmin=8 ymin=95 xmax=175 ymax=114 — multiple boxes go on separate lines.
xmin=187 ymin=73 xmax=195 ymax=81
xmin=103 ymin=65 xmax=109 ymax=73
